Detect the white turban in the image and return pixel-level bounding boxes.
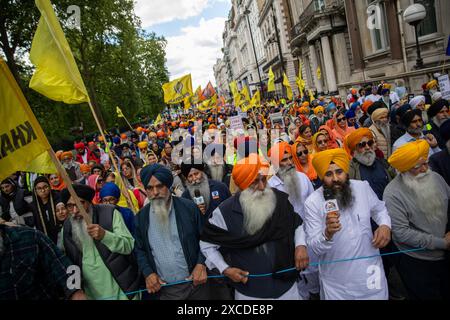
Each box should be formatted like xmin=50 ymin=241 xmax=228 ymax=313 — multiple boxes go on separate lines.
xmin=409 ymin=95 xmax=425 ymax=109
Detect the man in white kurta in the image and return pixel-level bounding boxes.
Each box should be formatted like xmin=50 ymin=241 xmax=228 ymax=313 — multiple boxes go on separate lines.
xmin=305 ymin=148 xmax=392 ymax=300
xmin=267 ymin=142 xmax=318 ymax=299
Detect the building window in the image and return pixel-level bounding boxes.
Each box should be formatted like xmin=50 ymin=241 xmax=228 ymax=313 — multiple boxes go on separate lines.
xmin=414 ymin=0 xmax=438 ymax=37
xmin=366 ymin=0 xmax=389 ymax=52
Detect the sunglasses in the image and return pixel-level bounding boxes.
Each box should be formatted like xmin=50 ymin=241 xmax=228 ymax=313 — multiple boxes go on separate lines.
xmin=297 ymin=150 xmax=309 ymax=157
xmin=337 ymin=117 xmax=346 ymax=123
xmin=317 ymin=139 xmax=328 ymax=145
xmin=357 ymin=140 xmax=375 ymax=149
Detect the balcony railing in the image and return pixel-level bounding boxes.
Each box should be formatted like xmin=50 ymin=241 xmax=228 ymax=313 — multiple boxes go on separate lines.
xmin=290 ymin=0 xmax=344 ymax=41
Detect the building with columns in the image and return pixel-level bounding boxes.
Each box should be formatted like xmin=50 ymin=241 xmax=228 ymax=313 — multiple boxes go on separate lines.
xmin=288 ymin=0 xmax=450 ymax=96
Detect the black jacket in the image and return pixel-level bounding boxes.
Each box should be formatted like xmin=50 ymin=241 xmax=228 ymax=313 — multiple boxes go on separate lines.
xmin=0 ymin=187 xmax=33 ymax=227
xmin=430 ymin=148 xmax=450 ymax=186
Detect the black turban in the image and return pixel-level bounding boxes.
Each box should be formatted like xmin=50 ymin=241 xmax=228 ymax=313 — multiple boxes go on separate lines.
xmin=180 ymin=161 xmax=205 ymax=178
xmin=61 ymin=184 xmax=96 ymax=204
xmin=401 ymin=109 xmax=422 ymax=127
xmin=367 ymin=101 xmax=388 ymax=116
xmin=140 ymin=164 xmax=173 ymax=189
xmin=428 ymin=99 xmax=449 ymax=119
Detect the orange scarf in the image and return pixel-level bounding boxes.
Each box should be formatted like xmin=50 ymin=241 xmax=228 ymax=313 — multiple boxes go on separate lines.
xmin=292 ymin=142 xmax=318 ymax=181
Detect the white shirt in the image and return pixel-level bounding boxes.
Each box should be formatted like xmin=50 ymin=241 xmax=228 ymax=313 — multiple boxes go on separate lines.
xmin=365 ymin=94 xmax=381 ymax=103
xmin=304 ymin=180 xmax=391 ymax=300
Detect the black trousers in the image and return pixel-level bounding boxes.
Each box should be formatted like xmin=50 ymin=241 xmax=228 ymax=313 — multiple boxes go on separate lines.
xmin=157 ymin=282 xmax=211 ymax=300
xmin=396 ymin=253 xmax=449 ymax=300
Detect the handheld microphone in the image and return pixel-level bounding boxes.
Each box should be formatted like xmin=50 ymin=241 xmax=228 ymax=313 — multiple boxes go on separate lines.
xmin=193 ymin=189 xmax=205 ymax=206
xmin=323 ymin=189 xmax=340 ymax=214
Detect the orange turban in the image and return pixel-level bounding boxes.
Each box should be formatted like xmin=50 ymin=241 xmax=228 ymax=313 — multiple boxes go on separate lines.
xmin=388 ymin=140 xmax=429 ymax=173
xmin=209 ymin=124 xmax=217 ymax=129
xmin=314 ymin=106 xmax=324 ymax=115
xmin=55 ymin=150 xmax=63 ymax=160
xmin=80 ymin=164 xmax=91 ymax=173
xmin=137 ymin=141 xmax=148 ymax=149
xmin=121 ymin=134 xmax=127 ymax=139
xmin=61 ymin=151 xmax=73 ymax=160
xmin=344 ymin=128 xmax=374 ymax=155
xmin=268 ymin=141 xmax=292 ymax=165
xmin=362 ymin=100 xmax=373 ymax=114
xmin=299 ymin=107 xmax=309 ymax=114
xmin=312 ymin=148 xmax=350 ymax=180
xmin=136 ymin=127 xmax=143 ymax=134
xmin=232 ymin=153 xmax=265 ymax=190
xmin=302 ymin=101 xmax=310 ymax=108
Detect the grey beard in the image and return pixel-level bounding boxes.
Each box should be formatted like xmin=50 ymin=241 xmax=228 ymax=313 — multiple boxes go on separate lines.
xmin=187 ymin=173 xmax=211 ymax=209
xmin=209 ymin=164 xmax=224 ymax=182
xmin=421 ymin=111 xmax=429 ymax=124
xmin=323 ymin=178 xmax=354 ymax=210
xmin=240 ymin=186 xmax=276 ymax=235
xmin=433 ymin=115 xmax=449 ymax=128
xmin=375 ymin=120 xmax=391 ymax=140
xmin=354 ymin=150 xmax=376 ymax=167
xmin=71 ymin=216 xmax=93 ymax=252
xmin=151 ymin=197 xmax=171 ymax=228
xmin=407 ymin=126 xmax=423 ymax=136
xmin=278 ymin=165 xmax=302 ymax=202
xmin=401 ymin=171 xmax=447 ymax=224
xmin=62 ymin=161 xmax=75 ymax=170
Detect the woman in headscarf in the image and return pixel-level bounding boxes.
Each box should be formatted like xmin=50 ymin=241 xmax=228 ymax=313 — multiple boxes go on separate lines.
xmin=295 ymin=124 xmax=314 ymax=154
xmin=55 ymin=200 xmax=69 ymax=250
xmin=312 ymin=131 xmax=329 ymax=153
xmin=31 ymin=176 xmax=62 ymax=244
xmin=121 ymin=159 xmax=147 ymax=208
xmin=87 ymin=174 xmax=104 ymax=205
xmin=332 ymin=110 xmax=356 ymax=145
xmin=291 ymin=142 xmax=321 ymax=189
xmin=48 ymin=174 xmax=66 ymax=191
xmin=110 ymin=172 xmax=140 ymax=212
xmin=318 ymin=125 xmax=340 ymax=149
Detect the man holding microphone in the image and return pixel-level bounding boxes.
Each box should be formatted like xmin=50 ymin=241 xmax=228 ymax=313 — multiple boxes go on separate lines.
xmin=304 ymin=148 xmax=392 ymax=300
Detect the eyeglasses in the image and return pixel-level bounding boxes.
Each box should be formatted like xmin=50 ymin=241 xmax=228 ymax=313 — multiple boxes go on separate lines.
xmin=337 ymin=117 xmax=346 ymax=123
xmin=66 ymin=200 xmax=87 ymax=210
xmin=297 ymin=150 xmax=309 ymax=157
xmin=357 ymin=140 xmax=375 ymax=149
xmin=317 ymin=139 xmax=328 ymax=145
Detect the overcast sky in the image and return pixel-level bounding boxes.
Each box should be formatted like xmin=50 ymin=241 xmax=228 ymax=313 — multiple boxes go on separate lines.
xmin=135 ymin=0 xmax=231 ymax=88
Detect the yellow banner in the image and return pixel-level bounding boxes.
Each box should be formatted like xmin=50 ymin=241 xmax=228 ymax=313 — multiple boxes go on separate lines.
xmin=283 ymin=73 xmax=293 ymax=100
xmin=268 ymin=67 xmax=275 ymax=92
xmin=29 ymin=0 xmax=89 ymax=104
xmin=250 ymin=90 xmax=261 ymax=108
xmin=296 ymin=61 xmax=305 ymax=97
xmin=0 ymin=58 xmax=51 ymax=181
xmin=116 ymin=106 xmax=125 ymax=118
xmin=25 ymin=151 xmax=57 ymax=174
xmin=162 ymin=74 xmax=193 ymax=104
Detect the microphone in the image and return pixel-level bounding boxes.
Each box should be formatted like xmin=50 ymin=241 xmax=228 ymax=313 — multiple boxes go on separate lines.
xmin=323 ymin=188 xmax=341 ymax=239
xmin=193 ymin=189 xmax=205 ymax=206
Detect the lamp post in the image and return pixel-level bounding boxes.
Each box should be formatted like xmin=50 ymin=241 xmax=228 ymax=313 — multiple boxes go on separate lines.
xmin=403 ymin=3 xmax=427 ymax=69
xmin=243 ymin=8 xmax=264 ymax=97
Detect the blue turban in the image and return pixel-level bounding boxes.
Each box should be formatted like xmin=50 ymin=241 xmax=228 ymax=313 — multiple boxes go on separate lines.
xmin=113 ymin=137 xmax=120 ymax=144
xmin=318 ymin=101 xmax=325 ymax=106
xmin=326 ymin=103 xmax=336 ymax=113
xmin=381 ymin=88 xmax=390 ymax=95
xmin=140 ymin=164 xmax=173 ymax=189
xmin=350 ymin=102 xmax=360 ymax=112
xmin=99 ymin=182 xmax=121 ymax=200
xmin=345 ymin=109 xmax=356 ymax=119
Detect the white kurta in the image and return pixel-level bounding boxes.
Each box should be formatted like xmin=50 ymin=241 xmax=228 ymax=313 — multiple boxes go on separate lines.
xmin=304 ymin=180 xmax=391 ymax=300
xmin=268 ymin=172 xmax=319 ymax=298
xmin=200 ymin=206 xmax=305 ymax=300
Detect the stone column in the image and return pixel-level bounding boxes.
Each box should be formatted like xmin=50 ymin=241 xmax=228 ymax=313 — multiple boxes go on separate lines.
xmin=332 ymin=33 xmax=351 ymax=85
xmin=309 ymin=43 xmax=323 ymax=93
xmin=320 ymin=35 xmax=338 ymax=93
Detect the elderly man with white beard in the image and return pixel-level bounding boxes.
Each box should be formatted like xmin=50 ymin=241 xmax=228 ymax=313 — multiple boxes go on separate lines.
xmin=61 ymin=184 xmax=140 ymax=300
xmin=267 ymin=142 xmax=318 ymax=299
xmin=204 ymin=143 xmax=234 ymax=189
xmin=181 ymin=160 xmax=231 ymax=224
xmin=200 ymin=153 xmax=309 ymax=300
xmin=304 ymin=148 xmax=392 ymax=300
xmin=384 ymin=140 xmax=450 ymax=300
xmin=134 ymin=164 xmax=211 ymax=300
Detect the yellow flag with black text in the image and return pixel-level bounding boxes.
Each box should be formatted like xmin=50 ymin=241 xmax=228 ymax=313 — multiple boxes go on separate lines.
xmin=29 ymin=0 xmax=89 ymax=104
xmin=0 ymin=58 xmax=52 ymax=181
xmin=162 ymin=74 xmax=193 ymax=104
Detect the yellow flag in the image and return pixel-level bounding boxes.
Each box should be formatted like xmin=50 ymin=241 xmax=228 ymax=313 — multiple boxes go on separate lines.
xmin=0 ymin=58 xmax=52 ymax=181
xmin=154 ymin=114 xmax=163 ymax=126
xmin=268 ymin=67 xmax=275 ymax=92
xmin=29 ymin=0 xmax=89 ymax=104
xmin=198 ymin=94 xmax=217 ymax=111
xmin=25 ymin=152 xmax=57 ymax=174
xmin=317 ymin=66 xmax=322 ymax=80
xmin=116 ymin=106 xmax=125 ymax=118
xmin=184 ymin=95 xmax=192 ymax=110
xmin=192 ymin=86 xmax=201 ymax=104
xmin=240 ymin=86 xmax=251 ymax=103
xmin=283 ymin=73 xmax=293 ymax=100
xmin=250 ymin=90 xmax=261 ymax=108
xmin=229 ymin=81 xmax=238 ymax=97
xmin=296 ymin=62 xmax=305 ymax=97
xmin=309 ymin=89 xmax=316 ymax=102
xmin=162 ymin=74 xmax=193 ymax=104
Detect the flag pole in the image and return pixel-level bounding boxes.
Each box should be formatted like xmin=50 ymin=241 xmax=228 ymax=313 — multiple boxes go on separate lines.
xmin=88 ymin=101 xmax=136 ymax=211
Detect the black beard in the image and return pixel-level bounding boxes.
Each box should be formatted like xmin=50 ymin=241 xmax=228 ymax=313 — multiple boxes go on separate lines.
xmin=323 ymin=178 xmax=353 ymax=210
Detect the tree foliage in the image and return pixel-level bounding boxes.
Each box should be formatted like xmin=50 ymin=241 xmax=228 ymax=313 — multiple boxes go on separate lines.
xmin=0 ymin=0 xmax=169 ymax=147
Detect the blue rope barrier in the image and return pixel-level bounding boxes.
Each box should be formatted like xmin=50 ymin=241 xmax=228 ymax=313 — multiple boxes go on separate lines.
xmin=97 ymin=246 xmax=426 ymax=300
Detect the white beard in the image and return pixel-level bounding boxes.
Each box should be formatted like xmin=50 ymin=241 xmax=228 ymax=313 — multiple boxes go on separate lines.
xmin=240 ymin=186 xmax=276 ymax=236
xmin=433 ymin=115 xmax=449 ymax=128
xmin=278 ymin=165 xmax=302 ymax=202
xmin=209 ymin=164 xmax=224 ymax=182
xmin=354 ymin=150 xmax=376 ymax=166
xmin=401 ymin=171 xmax=447 ymax=224
xmin=187 ymin=173 xmax=211 ymax=209
xmin=71 ymin=216 xmax=93 ymax=251
xmin=151 ymin=197 xmax=171 ymax=227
